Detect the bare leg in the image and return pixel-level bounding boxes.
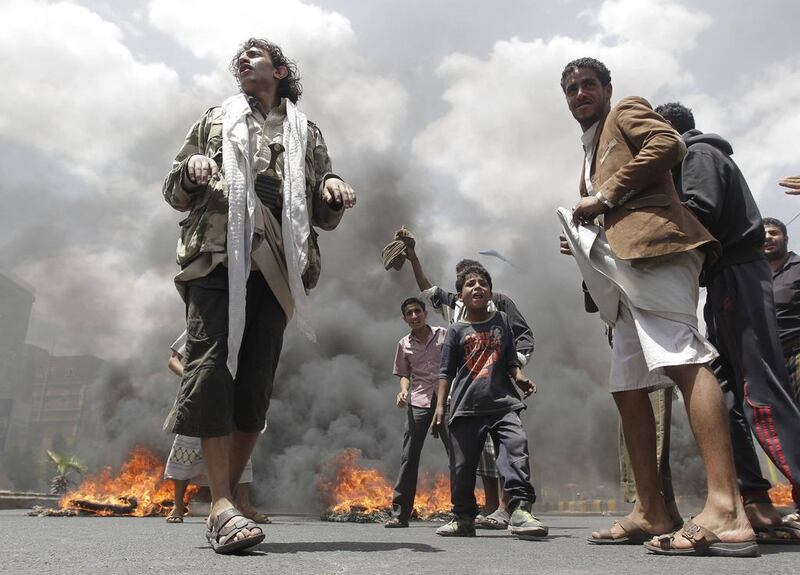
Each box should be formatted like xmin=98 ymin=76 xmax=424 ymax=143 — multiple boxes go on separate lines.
xmin=167 ymin=479 xmax=188 ymax=521
xmin=235 ymin=483 xmax=272 ymax=523
xmin=482 ymin=476 xmax=500 ymax=513
xmin=235 ymin=483 xmax=251 ymax=510
xmin=499 ymin=478 xmax=509 ymax=513
xmin=649 ymin=364 xmax=754 ymax=548
xmin=227 ymin=431 xmax=259 ymax=490
xmin=592 ymin=389 xmax=674 ymax=539
xmin=202 ymin=435 xmax=261 ymax=542
xmin=744 ymin=501 xmax=785 ymax=529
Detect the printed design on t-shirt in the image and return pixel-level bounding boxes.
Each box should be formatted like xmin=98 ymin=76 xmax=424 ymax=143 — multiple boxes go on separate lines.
xmin=463 ymin=326 xmax=503 ymax=380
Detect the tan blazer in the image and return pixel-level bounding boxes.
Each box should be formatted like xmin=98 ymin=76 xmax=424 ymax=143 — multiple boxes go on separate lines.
xmin=581 ymin=96 xmax=718 ymax=261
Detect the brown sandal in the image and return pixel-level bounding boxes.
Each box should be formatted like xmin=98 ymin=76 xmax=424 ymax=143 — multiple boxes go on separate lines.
xmin=206 ymin=507 xmax=264 ymax=554
xmin=644 ymin=518 xmax=759 ymax=557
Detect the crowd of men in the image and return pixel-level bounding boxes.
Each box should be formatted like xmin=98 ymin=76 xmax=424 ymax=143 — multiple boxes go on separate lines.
xmin=160 ymin=38 xmax=800 ymax=558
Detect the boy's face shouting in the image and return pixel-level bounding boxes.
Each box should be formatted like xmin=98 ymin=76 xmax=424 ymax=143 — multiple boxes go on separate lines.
xmin=460 ymin=272 xmax=492 ymax=312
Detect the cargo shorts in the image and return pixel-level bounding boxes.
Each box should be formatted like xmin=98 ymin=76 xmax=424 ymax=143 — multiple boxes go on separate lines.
xmin=170 ymin=266 xmax=287 ymax=437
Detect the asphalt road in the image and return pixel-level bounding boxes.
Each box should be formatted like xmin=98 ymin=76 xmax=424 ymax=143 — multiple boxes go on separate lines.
xmin=2 ymin=510 xmax=798 ymax=575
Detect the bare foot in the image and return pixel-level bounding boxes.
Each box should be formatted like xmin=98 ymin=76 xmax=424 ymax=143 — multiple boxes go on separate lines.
xmin=591 ymin=508 xmax=674 ymax=540
xmin=238 ymin=503 xmax=272 ymax=524
xmin=744 ymin=500 xmax=783 ymax=529
xmin=166 ymin=507 xmax=184 ymax=523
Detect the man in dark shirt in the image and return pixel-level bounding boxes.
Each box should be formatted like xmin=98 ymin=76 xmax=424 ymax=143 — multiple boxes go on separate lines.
xmin=765 ymin=217 xmax=800 ymax=383
xmin=658 ymin=103 xmax=800 ymax=541
xmin=764 ymin=217 xmax=800 ymax=523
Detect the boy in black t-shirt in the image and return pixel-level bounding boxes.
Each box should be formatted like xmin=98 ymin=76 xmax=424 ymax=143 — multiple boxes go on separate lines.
xmin=432 ymin=265 xmax=547 ymax=538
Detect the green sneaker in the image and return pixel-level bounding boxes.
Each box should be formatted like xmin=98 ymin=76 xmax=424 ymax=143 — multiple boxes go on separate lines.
xmin=508 ymin=501 xmax=548 ymax=537
xmin=435 ymin=516 xmax=476 ymax=537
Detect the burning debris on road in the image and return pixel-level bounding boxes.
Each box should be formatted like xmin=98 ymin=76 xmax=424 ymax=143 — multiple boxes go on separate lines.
xmin=318 ymin=448 xmax=481 ymax=523
xmin=29 ymin=447 xmax=197 ymax=517
xmin=769 ymin=483 xmax=795 ymax=508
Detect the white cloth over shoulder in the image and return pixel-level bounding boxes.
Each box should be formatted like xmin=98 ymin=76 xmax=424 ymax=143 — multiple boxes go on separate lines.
xmin=281 ymin=100 xmax=314 ymax=342
xmin=222 ymin=94 xmax=314 ymax=378
xmin=556 ymin=207 xmax=717 ymax=392
xmin=222 ymin=94 xmax=257 ymax=379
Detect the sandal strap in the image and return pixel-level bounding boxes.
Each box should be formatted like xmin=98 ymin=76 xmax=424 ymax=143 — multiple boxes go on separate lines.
xmin=212 ymin=507 xmax=239 ymax=531
xmin=681 ymin=519 xmax=720 ymax=549
xmin=656 ymin=533 xmax=674 ymax=550
xmin=217 ymin=517 xmax=253 ymax=545
xmin=209 ymin=508 xmax=260 ymax=546
xmin=616 ymin=517 xmax=641 ymax=535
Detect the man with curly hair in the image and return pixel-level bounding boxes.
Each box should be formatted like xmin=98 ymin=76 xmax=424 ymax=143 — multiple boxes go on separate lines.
xmin=162 ymin=38 xmax=356 ymax=554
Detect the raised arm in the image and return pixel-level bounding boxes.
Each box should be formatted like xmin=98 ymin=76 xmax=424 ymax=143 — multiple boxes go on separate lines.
xmin=406 ymin=246 xmax=433 ymax=292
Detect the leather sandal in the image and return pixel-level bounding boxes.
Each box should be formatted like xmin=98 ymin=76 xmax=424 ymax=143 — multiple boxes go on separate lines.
xmin=588 ymin=516 xmax=661 ymax=545
xmin=206 ymin=507 xmax=264 ymax=554
xmin=644 ymin=518 xmax=759 ymax=557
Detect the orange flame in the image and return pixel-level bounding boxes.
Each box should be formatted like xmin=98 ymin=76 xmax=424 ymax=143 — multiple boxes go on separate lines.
xmin=769 ymin=483 xmax=794 ymax=508
xmin=60 ymin=446 xmax=198 ymax=516
xmin=319 ymin=448 xmax=483 ymax=518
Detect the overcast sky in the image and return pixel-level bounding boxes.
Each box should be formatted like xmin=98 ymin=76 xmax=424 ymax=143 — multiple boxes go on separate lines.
xmin=2 ymin=0 xmax=799 ymax=358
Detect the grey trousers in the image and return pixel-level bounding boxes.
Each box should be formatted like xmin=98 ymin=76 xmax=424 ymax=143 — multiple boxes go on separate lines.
xmin=390 ymin=400 xmax=450 ymax=522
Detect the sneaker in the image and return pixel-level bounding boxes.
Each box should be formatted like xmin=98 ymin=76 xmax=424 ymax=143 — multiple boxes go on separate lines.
xmin=385 ymin=517 xmax=409 ymax=528
xmin=508 ymin=501 xmax=548 ymax=537
xmin=436 ymin=516 xmax=476 ymax=537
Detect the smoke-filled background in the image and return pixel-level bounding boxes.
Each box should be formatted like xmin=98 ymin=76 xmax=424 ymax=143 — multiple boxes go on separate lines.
xmin=1 ymin=0 xmax=798 ymax=509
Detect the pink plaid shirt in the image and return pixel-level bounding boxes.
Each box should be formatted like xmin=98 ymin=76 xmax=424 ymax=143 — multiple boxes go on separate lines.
xmin=393 ymin=326 xmax=447 ymax=408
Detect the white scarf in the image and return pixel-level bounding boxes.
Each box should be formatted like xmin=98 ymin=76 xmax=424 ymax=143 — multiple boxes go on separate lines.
xmin=222 ymin=94 xmax=314 ymax=378
xmin=281 ymin=99 xmax=316 ymax=343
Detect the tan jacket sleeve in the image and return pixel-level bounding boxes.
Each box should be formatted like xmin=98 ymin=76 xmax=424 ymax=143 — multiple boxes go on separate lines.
xmin=597 ymin=97 xmax=686 ymax=206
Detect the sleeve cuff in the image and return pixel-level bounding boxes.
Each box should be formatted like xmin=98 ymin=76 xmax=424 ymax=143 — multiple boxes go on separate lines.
xmin=516 ymin=352 xmax=529 ymax=367
xmin=595 ymin=191 xmax=615 ymax=208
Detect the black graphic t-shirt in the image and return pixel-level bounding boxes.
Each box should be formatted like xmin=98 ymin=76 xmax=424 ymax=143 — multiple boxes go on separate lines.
xmin=439 ymin=311 xmax=523 ymax=422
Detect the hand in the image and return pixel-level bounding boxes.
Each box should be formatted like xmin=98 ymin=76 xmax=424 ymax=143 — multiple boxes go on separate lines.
xmin=186 ymin=154 xmax=218 ymax=186
xmin=396 ymin=390 xmax=408 ymax=408
xmin=559 ymin=233 xmax=573 ymax=256
xmin=779 ymin=176 xmax=800 ymax=195
xmin=323 ymin=178 xmax=357 ymax=209
xmin=431 ymin=407 xmax=445 ymax=438
xmin=572 ymin=195 xmax=606 ymax=225
xmin=514 ymin=374 xmax=537 ymax=399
